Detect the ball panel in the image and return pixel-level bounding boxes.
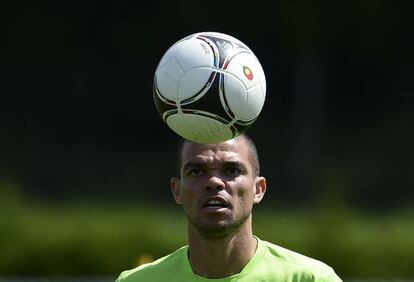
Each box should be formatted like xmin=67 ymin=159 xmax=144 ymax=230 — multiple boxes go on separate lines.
xmin=222 ymin=73 xmax=247 ymax=118
xmin=155 ymin=58 xmax=184 ymax=100
xmin=225 ymin=52 xmax=262 ymax=89
xmin=155 ymin=38 xmax=216 ymax=101
xmin=166 ymin=113 xmax=235 ymax=143
xmin=174 ymin=38 xmax=215 ymax=71
xmin=153 ymin=85 xmax=177 ymax=118
xmin=178 ymin=67 xmax=214 ymax=100
xmin=254 ymin=56 xmax=267 ymax=97
xmin=197 ymin=34 xmax=249 ymax=69
xmin=232 ymin=118 xmax=254 ymax=132
xmin=181 ymin=74 xmax=230 ymax=120
xmin=195 ymin=32 xmax=252 ymax=52
xmin=222 ymin=52 xmax=266 ymax=122
xmin=242 ymin=83 xmax=265 ymax=121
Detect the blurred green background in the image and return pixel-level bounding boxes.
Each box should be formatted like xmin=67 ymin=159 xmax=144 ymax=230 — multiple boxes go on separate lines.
xmin=1 ymin=0 xmax=413 ymax=280
xmin=1 ymin=184 xmax=413 ymax=279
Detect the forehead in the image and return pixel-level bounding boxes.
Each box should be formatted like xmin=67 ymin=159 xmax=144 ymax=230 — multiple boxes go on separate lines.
xmin=181 ymin=138 xmax=250 ymax=165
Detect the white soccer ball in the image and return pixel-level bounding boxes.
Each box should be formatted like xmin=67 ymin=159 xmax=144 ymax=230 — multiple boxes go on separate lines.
xmin=153 ymin=31 xmax=266 ymax=143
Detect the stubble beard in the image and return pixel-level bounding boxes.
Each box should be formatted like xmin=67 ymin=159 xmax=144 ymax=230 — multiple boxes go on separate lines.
xmin=185 ymin=209 xmax=252 ymax=239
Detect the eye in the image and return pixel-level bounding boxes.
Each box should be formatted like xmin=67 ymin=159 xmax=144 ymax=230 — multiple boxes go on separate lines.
xmin=188 ymin=168 xmax=203 ymax=176
xmin=225 ymin=167 xmax=242 ymax=176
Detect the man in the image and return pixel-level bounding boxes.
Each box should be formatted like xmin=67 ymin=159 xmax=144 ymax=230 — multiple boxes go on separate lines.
xmin=116 ymin=134 xmax=342 ymax=281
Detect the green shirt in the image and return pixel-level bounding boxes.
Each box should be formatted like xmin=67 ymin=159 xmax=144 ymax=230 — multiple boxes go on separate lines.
xmin=116 ymin=237 xmax=342 ymax=282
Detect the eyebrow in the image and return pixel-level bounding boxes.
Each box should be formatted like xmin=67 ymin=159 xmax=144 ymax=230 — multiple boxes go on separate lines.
xmin=222 ymin=161 xmax=246 ymax=168
xmin=181 ymin=161 xmax=204 ymax=173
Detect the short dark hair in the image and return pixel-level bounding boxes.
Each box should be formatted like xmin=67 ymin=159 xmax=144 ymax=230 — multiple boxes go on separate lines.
xmin=176 ymin=133 xmax=260 ymax=176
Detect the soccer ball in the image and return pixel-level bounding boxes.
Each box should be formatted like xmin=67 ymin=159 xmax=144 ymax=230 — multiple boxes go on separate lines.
xmin=153 ymin=31 xmax=266 ymax=143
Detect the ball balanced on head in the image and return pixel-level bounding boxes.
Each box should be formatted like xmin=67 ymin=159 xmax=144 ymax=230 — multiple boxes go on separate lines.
xmin=153 ymin=31 xmax=266 ymax=144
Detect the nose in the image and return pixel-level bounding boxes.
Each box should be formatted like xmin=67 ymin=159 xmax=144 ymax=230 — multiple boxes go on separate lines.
xmin=205 ymin=174 xmax=225 ymax=191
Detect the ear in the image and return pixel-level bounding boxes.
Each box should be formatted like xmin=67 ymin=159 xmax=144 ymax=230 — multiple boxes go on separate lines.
xmin=170 ymin=177 xmax=182 ymax=205
xmin=253 ymin=176 xmax=266 ymax=204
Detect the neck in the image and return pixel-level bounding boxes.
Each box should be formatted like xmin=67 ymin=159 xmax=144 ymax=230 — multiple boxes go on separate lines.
xmin=187 ymin=217 xmax=257 ymax=279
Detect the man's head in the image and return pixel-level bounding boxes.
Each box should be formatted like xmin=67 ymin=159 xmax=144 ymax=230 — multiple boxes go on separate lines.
xmin=176 ymin=134 xmax=261 ymax=177
xmin=171 ymin=134 xmax=267 ymax=238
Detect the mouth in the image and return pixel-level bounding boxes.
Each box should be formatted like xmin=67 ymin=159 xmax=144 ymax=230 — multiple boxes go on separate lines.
xmin=201 ymin=196 xmax=230 ymax=210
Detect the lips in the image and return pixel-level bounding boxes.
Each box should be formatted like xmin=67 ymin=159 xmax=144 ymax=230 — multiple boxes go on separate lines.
xmin=201 ymin=196 xmax=230 ymax=209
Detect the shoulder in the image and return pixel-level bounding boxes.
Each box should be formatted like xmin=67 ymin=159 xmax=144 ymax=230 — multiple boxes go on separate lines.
xmin=258 ymin=239 xmax=342 ymax=282
xmin=116 ymin=246 xmax=187 ymax=282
